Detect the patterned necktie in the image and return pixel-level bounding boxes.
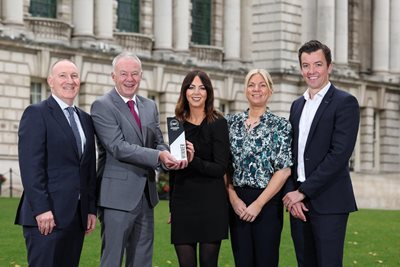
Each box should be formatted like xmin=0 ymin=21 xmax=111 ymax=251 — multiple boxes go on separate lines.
xmin=127 ymin=100 xmax=142 ymax=130
xmin=66 ymin=107 xmax=82 ymax=157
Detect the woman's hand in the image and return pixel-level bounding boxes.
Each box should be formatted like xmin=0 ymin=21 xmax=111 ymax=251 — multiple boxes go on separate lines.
xmin=186 ymin=141 xmax=195 ymax=163
xmin=240 ymin=201 xmax=263 ymax=222
xmin=230 ymin=195 xmax=247 ymax=217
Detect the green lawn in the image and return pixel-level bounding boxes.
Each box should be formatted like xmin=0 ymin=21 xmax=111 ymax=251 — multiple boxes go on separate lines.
xmin=1 ymin=198 xmax=399 ymax=267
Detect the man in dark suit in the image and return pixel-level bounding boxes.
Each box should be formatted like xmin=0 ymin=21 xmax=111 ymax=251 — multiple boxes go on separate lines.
xmin=283 ymin=40 xmax=360 ymax=267
xmin=15 ymin=59 xmax=97 ymax=267
xmin=91 ymin=52 xmax=187 ymax=267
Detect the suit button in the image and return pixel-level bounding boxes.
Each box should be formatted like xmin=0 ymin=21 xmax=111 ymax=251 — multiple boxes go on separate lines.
xmin=305 ymin=158 xmax=309 ymax=161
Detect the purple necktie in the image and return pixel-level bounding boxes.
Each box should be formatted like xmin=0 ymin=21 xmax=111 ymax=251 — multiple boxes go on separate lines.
xmin=127 ymin=100 xmax=142 ymax=130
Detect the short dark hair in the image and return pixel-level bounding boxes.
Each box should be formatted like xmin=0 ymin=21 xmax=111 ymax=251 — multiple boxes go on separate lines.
xmin=298 ymin=40 xmax=332 ymax=66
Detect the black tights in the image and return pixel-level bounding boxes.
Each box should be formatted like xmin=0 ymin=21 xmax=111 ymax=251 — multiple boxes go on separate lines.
xmin=174 ymin=241 xmax=221 ymax=267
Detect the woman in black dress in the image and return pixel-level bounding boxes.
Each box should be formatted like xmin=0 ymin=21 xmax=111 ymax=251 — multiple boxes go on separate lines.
xmin=169 ymin=70 xmax=230 ymax=267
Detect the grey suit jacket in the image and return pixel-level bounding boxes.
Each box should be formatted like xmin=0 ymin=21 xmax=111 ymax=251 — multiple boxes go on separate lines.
xmin=91 ymin=88 xmax=167 ymax=211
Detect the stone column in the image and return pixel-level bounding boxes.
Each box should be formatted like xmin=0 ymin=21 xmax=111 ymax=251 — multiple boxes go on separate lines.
xmin=390 ymin=0 xmax=400 ymax=73
xmin=301 ymin=0 xmax=317 ymax=44
xmin=223 ymin=0 xmax=241 ymax=63
xmin=173 ymin=0 xmax=189 ymax=52
xmin=240 ymin=0 xmax=252 ymax=63
xmin=2 ymin=0 xmax=24 ymax=25
xmin=335 ymin=0 xmax=348 ymax=64
xmin=317 ymin=0 xmax=335 ymax=52
xmin=94 ymin=0 xmax=113 ymax=40
xmin=154 ymin=0 xmax=173 ymax=51
xmin=372 ymin=0 xmax=390 ymax=73
xmin=72 ymin=0 xmax=94 ymax=38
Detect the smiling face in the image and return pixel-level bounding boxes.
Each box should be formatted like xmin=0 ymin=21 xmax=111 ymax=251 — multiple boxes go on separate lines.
xmin=112 ymin=57 xmax=142 ymax=98
xmin=300 ymin=49 xmax=332 ymax=92
xmin=246 ymin=73 xmax=271 ymax=108
xmin=185 ymin=75 xmax=207 ymax=111
xmin=47 ymin=60 xmax=80 ymax=106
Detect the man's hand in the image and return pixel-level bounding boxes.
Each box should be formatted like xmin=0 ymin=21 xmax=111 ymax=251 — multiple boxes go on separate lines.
xmin=36 ymin=211 xmax=56 ymax=235
xmin=85 ymin=214 xmax=97 ymax=235
xmin=290 ymin=202 xmax=309 ymax=222
xmin=159 ymin=150 xmax=189 ymax=170
xmin=159 ymin=150 xmax=180 ymax=169
xmin=283 ymin=190 xmax=306 ymax=211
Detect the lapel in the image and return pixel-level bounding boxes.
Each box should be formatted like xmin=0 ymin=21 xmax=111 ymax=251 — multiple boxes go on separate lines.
xmin=291 ymin=98 xmax=306 ymax=150
xmin=305 ymin=85 xmax=335 ymax=149
xmin=76 ymin=107 xmax=89 ymax=161
xmin=46 ymin=96 xmax=81 ymax=158
xmin=136 ymin=96 xmax=148 ymax=145
xmin=109 ymin=89 xmax=144 ymax=144
xmin=292 ymin=99 xmax=305 ymax=130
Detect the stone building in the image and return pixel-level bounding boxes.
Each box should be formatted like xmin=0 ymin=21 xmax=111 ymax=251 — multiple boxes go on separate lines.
xmin=0 ymin=0 xmax=399 ymax=208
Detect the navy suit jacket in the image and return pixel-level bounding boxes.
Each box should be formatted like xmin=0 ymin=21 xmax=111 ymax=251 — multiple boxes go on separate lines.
xmin=285 ymin=84 xmax=359 ymax=214
xmin=15 ymin=96 xmax=97 ymax=228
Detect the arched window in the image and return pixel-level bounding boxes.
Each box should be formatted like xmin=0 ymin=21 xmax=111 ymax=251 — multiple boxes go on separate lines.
xmin=29 ymin=0 xmax=57 ymax=18
xmin=191 ymin=0 xmax=211 ymax=45
xmin=117 ymin=0 xmax=140 ymax=32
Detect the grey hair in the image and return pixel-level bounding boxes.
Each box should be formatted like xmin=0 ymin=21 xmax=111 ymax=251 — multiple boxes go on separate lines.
xmin=111 ymin=52 xmax=142 ymax=72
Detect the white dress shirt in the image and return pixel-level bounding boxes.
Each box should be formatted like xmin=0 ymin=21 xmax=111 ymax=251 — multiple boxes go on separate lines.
xmin=115 ymin=87 xmax=140 ymax=115
xmin=297 ymin=82 xmax=331 ymax=182
xmin=52 ymin=94 xmax=86 ymax=153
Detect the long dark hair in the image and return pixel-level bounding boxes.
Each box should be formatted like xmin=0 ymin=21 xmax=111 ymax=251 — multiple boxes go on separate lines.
xmin=175 ymin=70 xmax=222 ymax=123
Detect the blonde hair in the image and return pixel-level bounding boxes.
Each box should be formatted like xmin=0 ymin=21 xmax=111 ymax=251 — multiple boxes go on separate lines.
xmin=244 ymin=69 xmax=274 ymax=96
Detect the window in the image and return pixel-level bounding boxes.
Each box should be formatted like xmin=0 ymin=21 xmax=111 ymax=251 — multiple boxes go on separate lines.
xmin=30 ymin=82 xmax=47 ymax=104
xmin=219 ymin=101 xmax=230 ymax=115
xmin=117 ymin=0 xmax=140 ymax=32
xmin=147 ymin=92 xmax=160 ymax=108
xmin=29 ymin=0 xmax=57 ymax=18
xmin=191 ymin=0 xmax=211 ymax=45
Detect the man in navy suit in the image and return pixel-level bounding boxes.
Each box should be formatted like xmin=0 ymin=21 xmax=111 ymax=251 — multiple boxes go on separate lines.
xmin=15 ymin=59 xmax=97 ymax=267
xmin=283 ymin=40 xmax=360 ymax=267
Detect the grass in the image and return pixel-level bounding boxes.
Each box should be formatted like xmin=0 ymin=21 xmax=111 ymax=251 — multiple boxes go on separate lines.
xmin=1 ymin=198 xmax=399 ymax=267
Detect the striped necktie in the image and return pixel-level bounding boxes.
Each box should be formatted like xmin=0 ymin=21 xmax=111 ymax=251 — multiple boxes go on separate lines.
xmin=66 ymin=107 xmax=82 ymax=157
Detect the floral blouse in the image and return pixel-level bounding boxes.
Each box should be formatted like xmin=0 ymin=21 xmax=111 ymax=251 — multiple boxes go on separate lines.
xmin=226 ymin=110 xmax=293 ymax=188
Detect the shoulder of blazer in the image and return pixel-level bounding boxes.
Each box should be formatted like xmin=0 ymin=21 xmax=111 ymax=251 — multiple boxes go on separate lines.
xmin=327 ymin=84 xmax=358 ymax=104
xmin=136 ymin=95 xmax=155 ymax=106
xmin=102 ymin=88 xmax=119 ymax=103
xmin=292 ymin=95 xmax=305 ymax=106
xmin=76 ymin=106 xmax=89 ymax=117
xmin=44 ymin=95 xmax=58 ymax=109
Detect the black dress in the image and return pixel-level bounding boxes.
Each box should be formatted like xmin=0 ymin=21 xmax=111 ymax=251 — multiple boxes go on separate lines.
xmin=170 ymin=117 xmax=230 ymax=244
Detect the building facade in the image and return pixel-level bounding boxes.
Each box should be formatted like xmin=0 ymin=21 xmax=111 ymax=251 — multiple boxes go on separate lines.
xmin=0 ymin=0 xmax=399 ymax=208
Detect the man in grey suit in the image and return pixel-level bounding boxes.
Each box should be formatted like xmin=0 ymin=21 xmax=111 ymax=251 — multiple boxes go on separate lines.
xmin=91 ymin=52 xmax=187 ymax=267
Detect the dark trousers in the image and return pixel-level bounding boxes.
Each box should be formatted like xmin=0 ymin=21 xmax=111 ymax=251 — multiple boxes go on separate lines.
xmin=229 ymin=187 xmax=283 ymax=267
xmin=23 ymin=206 xmax=85 ymax=267
xmin=290 ymin=202 xmax=349 ymax=267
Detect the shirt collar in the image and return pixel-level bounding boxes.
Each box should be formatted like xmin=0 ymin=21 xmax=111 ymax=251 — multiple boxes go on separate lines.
xmin=303 ymin=82 xmax=331 ymax=101
xmin=114 ymin=87 xmax=137 ymax=104
xmin=52 ymin=94 xmax=75 ymax=110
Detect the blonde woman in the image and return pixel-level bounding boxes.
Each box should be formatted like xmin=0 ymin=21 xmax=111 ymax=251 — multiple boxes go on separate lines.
xmin=226 ymin=69 xmax=292 ymax=267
